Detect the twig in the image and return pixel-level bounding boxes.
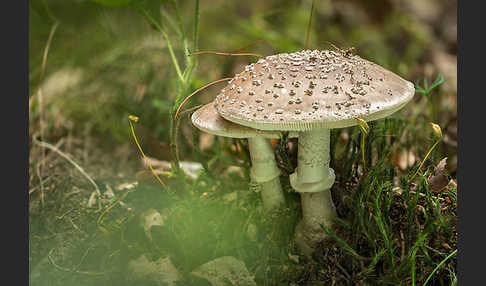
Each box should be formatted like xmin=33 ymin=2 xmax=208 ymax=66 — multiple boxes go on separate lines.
xmin=40 ymin=22 xmax=59 ymax=81
xmin=97 ymin=190 xmax=131 ymax=225
xmin=33 ymin=137 xmax=101 ymax=198
xmin=35 ymin=21 xmax=59 ymax=207
xmin=173 ymin=77 xmax=232 ymax=120
xmin=212 ymin=39 xmax=265 ymax=78
xmin=190 ymin=50 xmax=265 ymax=58
xmin=335 ymin=261 xmax=351 ymax=280
xmin=47 ymin=249 xmax=106 ymax=276
xmin=29 ymin=176 xmax=53 ymax=195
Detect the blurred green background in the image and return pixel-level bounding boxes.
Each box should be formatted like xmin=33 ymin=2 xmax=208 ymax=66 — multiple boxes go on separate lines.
xmin=29 ymin=0 xmax=457 ymax=156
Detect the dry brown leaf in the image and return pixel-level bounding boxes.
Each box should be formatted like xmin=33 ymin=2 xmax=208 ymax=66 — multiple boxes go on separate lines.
xmin=428 ymin=157 xmax=449 ymax=193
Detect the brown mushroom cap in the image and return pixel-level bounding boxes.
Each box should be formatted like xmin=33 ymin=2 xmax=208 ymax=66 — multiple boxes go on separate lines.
xmin=214 ymin=49 xmax=415 ymax=131
xmin=191 ymin=102 xmax=298 ymax=139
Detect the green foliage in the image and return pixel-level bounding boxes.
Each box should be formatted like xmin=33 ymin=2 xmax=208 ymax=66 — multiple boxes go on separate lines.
xmin=312 ymin=163 xmax=456 ymax=285
xmin=415 ymin=74 xmax=445 ymax=96
xmin=90 ymin=0 xmax=132 ymax=7
xmin=415 ymin=74 xmax=446 ymax=121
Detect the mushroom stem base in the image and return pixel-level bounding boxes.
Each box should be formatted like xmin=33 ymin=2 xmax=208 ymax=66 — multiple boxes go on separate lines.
xmin=294 ymin=191 xmax=336 ymax=257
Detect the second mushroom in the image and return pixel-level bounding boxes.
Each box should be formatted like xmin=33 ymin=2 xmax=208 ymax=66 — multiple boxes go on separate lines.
xmin=192 ymin=102 xmax=298 ymax=212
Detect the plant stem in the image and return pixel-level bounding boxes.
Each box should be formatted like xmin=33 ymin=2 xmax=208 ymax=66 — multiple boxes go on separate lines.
xmin=138 ymin=8 xmax=184 ymax=82
xmin=408 ymin=139 xmax=441 ymax=183
xmin=168 ymin=0 xmax=200 ymax=174
xmin=128 ymin=117 xmax=169 ymax=191
xmin=361 ymin=132 xmax=366 ymax=172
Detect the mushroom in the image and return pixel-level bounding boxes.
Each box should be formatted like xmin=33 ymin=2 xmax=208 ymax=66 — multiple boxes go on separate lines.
xmin=213 ymin=50 xmax=415 ymax=256
xmin=192 ymin=102 xmax=298 ymax=211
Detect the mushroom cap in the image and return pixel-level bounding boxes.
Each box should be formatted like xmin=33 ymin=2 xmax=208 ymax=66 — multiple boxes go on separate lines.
xmin=191 ymin=102 xmax=298 ymax=139
xmin=214 ymin=49 xmax=415 ymax=131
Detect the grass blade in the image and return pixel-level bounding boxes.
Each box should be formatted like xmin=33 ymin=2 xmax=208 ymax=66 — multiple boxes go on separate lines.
xmin=422 ymin=249 xmax=457 ymax=286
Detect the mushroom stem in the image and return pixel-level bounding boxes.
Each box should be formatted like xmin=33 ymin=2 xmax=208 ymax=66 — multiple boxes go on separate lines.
xmin=248 ymin=137 xmax=286 ymax=211
xmin=290 ymin=128 xmax=336 ymax=256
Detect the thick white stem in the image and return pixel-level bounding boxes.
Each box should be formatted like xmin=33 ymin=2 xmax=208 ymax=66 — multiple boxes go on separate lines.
xmin=300 ymin=191 xmax=335 ymax=232
xmin=290 ymin=128 xmax=336 ymax=257
xmin=248 ymin=137 xmax=285 ymax=211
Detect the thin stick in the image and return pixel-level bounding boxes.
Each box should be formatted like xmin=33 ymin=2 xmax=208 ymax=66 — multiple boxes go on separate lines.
xmin=213 ymin=40 xmax=265 ymax=66
xmin=212 ymin=39 xmax=266 ymax=79
xmin=36 ymin=21 xmax=59 ymax=207
xmin=97 ymin=190 xmax=130 ymax=225
xmin=40 ymin=21 xmax=59 ymax=81
xmin=174 ymin=77 xmax=232 ymax=120
xmin=33 ymin=138 xmax=101 ymax=198
xmin=305 ymin=0 xmax=316 ymax=50
xmin=36 ymin=162 xmax=45 ymax=206
xmin=47 ymin=249 xmax=107 ymax=276
xmin=190 ymin=51 xmax=265 ymax=58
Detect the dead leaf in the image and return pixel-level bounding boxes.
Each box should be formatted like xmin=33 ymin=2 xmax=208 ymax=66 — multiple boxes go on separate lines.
xmin=428 ymin=157 xmax=449 ymax=193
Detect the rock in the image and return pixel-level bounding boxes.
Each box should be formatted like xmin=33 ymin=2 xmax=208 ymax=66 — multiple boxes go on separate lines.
xmin=139 ymin=208 xmax=167 ymax=240
xmin=127 ymin=255 xmax=181 ymax=285
xmin=190 ymin=256 xmax=256 ymax=286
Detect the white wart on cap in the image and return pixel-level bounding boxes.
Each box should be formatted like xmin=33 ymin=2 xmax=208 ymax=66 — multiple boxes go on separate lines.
xmin=214 ymin=49 xmax=415 ymax=131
